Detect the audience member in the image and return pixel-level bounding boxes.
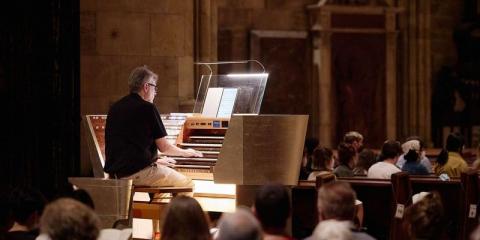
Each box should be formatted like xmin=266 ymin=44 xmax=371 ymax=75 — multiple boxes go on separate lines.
xmin=308 ymin=147 xmax=334 ymax=180
xmin=216 ymin=208 xmax=262 ymax=240
xmin=6 ymin=187 xmax=46 ymax=240
xmin=161 ymin=196 xmax=211 ymax=240
xmin=300 ymin=138 xmax=320 ymax=180
xmin=434 ymin=132 xmax=468 ymax=178
xmin=312 ymin=220 xmax=352 ymax=240
xmin=252 ymin=183 xmax=292 ymax=240
xmin=334 ymin=143 xmax=357 ymax=177
xmin=403 ymin=192 xmax=445 ymax=240
xmin=367 ymin=140 xmax=402 ymax=179
xmin=353 ymin=149 xmax=377 ymax=176
xmin=396 ymin=136 xmax=433 ymax=173
xmin=343 ymin=131 xmax=364 ymax=153
xmin=38 ymin=198 xmax=100 ymax=240
xmin=309 ymin=182 xmax=374 ymax=240
xmin=400 ymin=140 xmax=429 ymax=175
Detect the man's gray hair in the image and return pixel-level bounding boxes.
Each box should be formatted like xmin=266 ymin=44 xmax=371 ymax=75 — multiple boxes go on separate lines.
xmin=216 ymin=207 xmax=262 ymax=240
xmin=40 ymin=198 xmax=100 ymax=240
xmin=128 ymin=66 xmax=158 ymax=93
xmin=343 ymin=131 xmax=363 ymax=144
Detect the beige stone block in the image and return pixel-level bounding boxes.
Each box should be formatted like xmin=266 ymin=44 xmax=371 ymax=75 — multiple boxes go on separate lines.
xmin=251 ymin=9 xmax=308 ymax=30
xmin=154 ymin=97 xmax=179 ymax=113
xmin=80 ymin=0 xmax=96 ymax=12
xmin=151 ymin=14 xmax=185 ymax=56
xmin=178 ymin=56 xmax=194 ymax=98
xmin=95 ymin=0 xmax=191 ymax=14
xmin=97 ymin=12 xmax=150 ymax=56
xmin=221 ymin=0 xmax=265 ymax=9
xmin=265 ymin=0 xmax=316 ymax=9
xmin=218 ymin=9 xmax=251 ymax=28
xmin=80 ymin=12 xmax=96 ymax=55
xmin=184 ymin=4 xmax=194 ymax=57
xmin=81 ymin=55 xmax=178 ymax=98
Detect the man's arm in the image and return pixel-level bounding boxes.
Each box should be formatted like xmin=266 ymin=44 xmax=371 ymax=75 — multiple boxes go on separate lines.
xmin=155 ymin=137 xmax=203 ymax=157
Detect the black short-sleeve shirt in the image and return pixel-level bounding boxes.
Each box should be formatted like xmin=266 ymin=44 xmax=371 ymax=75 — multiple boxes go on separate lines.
xmin=104 ymin=93 xmax=167 ymax=178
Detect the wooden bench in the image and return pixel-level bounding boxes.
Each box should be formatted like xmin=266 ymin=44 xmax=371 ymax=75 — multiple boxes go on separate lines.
xmin=292 ymin=171 xmax=479 ymax=240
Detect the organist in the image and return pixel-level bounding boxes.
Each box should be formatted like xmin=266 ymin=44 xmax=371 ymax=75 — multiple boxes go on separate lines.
xmin=104 ymin=66 xmax=202 ymax=188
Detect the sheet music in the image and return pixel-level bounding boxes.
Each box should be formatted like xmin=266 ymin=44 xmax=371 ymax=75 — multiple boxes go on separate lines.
xmin=217 ymin=88 xmax=238 ymax=118
xmin=202 ymin=88 xmax=223 ymax=117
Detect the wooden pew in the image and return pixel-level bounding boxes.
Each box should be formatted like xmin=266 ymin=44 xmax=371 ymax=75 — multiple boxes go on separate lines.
xmin=292 ymin=172 xmax=479 ymax=240
xmin=292 ymin=173 xmax=410 ymax=240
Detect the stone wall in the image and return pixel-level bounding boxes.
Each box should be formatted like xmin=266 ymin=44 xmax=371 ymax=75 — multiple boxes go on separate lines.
xmin=430 ymin=0 xmax=464 ymax=80
xmin=80 ymin=0 xmax=195 ymax=175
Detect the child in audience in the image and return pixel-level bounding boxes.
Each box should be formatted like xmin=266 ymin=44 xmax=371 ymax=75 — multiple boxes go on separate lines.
xmin=334 ymin=143 xmax=357 ymax=177
xmin=308 ymin=147 xmax=335 ymax=180
xmin=434 ymin=132 xmax=468 ymax=178
xmin=161 ymin=196 xmax=211 ymax=240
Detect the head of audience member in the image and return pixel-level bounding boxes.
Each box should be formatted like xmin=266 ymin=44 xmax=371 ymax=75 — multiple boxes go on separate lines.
xmin=128 ymin=66 xmax=158 ymax=103
xmin=317 ymin=182 xmax=356 ymax=222
xmin=402 ymin=140 xmax=421 ymax=163
xmin=378 ymin=140 xmax=402 ymax=164
xmin=356 ymin=149 xmax=377 ymax=172
xmin=312 ymin=147 xmax=334 ymax=171
xmin=39 ymin=198 xmax=100 ymax=240
xmin=406 ymin=136 xmax=426 ymax=157
xmin=312 ymin=219 xmax=352 ymax=240
xmin=161 ymin=196 xmax=211 ymax=240
xmin=337 ymin=143 xmax=357 ymax=169
xmin=343 ymin=131 xmax=364 ymax=153
xmin=302 ymin=138 xmax=320 ymax=170
xmin=253 ymin=183 xmax=290 ymax=236
xmin=216 ymin=207 xmax=262 ymax=240
xmin=404 ymin=192 xmax=445 ymax=240
xmin=8 ymin=187 xmax=47 ymax=232
xmin=437 ymin=132 xmax=465 ymax=165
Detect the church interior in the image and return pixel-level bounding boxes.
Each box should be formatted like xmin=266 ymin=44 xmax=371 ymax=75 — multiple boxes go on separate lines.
xmin=2 ymin=0 xmax=480 ymax=239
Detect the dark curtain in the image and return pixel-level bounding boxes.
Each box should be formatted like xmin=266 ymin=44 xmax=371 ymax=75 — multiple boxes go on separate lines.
xmin=0 ymin=0 xmax=80 ymax=199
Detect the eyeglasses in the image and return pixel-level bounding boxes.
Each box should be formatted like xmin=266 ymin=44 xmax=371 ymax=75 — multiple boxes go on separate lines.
xmin=147 ymin=83 xmax=157 ymax=92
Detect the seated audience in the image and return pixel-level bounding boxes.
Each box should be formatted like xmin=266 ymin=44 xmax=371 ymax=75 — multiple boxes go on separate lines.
xmin=400 ymin=140 xmax=429 ymax=175
xmin=334 ymin=143 xmax=357 ymax=178
xmin=353 ymin=149 xmax=377 ymax=176
xmin=300 ymin=138 xmax=319 ymax=180
xmin=312 ymin=220 xmax=352 ymax=240
xmin=396 ymin=136 xmax=433 ymax=173
xmin=343 ymin=131 xmax=364 ymax=153
xmin=367 ymin=140 xmax=402 ymax=179
xmin=308 ymin=147 xmax=335 ymax=180
xmin=434 ymin=132 xmax=468 ymax=178
xmin=403 ymin=192 xmax=445 ymax=240
xmin=161 ymin=196 xmax=211 ymax=240
xmin=6 ymin=187 xmax=46 ymax=240
xmin=216 ymin=208 xmax=262 ymax=240
xmin=252 ymin=183 xmax=292 ymax=240
xmin=38 ymin=198 xmax=100 ymax=240
xmin=307 ymin=182 xmax=374 ymax=240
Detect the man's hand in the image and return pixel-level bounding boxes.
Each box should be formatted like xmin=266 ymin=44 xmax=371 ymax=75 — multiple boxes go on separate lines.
xmin=182 ymin=148 xmax=203 ymax=158
xmin=155 ymin=157 xmax=177 ymax=167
